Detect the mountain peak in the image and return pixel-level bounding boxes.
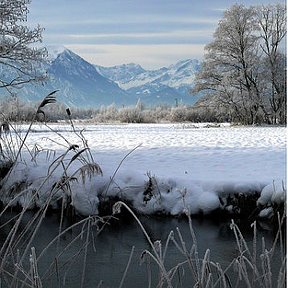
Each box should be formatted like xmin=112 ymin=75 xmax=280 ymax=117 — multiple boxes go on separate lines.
xmin=169 ymin=59 xmax=200 ymax=70
xmin=95 ymin=62 xmax=146 ymax=83
xmin=47 ymin=45 xmax=67 ymax=61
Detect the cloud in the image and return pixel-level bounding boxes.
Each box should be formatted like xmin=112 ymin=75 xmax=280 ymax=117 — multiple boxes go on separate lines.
xmin=61 ymin=29 xmax=213 ymax=46
xmin=35 ymin=15 xmax=219 ymax=27
xmin=65 ymin=44 xmax=206 ymax=69
xmin=29 ymin=0 xmax=276 ymax=68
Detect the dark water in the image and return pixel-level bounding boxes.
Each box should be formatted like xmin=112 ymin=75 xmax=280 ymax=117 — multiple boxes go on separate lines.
xmin=0 ymin=212 xmax=284 ymax=288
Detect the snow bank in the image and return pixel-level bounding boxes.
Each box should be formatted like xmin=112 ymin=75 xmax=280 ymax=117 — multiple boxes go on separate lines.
xmin=0 ymin=124 xmax=285 ymax=219
xmin=257 ymin=181 xmax=286 ymax=206
xmin=0 ymin=156 xmax=284 ymax=219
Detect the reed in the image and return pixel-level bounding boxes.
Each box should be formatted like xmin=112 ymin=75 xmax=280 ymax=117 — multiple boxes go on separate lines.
xmin=0 ymin=93 xmax=285 ymax=287
xmin=0 ymin=92 xmax=104 ymax=287
xmin=112 ymin=200 xmax=286 ymax=288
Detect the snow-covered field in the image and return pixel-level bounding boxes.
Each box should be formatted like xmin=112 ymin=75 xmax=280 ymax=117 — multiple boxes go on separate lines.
xmin=1 ymin=123 xmax=286 ymax=217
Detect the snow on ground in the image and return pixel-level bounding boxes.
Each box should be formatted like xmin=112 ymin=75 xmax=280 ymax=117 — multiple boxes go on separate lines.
xmin=1 ymin=123 xmax=286 ymax=217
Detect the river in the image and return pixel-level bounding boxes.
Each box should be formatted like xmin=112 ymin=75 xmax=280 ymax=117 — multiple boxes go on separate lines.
xmin=0 ymin=211 xmax=283 ymax=287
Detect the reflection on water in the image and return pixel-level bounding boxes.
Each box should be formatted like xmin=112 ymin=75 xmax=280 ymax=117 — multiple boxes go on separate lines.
xmin=0 ymin=212 xmax=283 ymax=288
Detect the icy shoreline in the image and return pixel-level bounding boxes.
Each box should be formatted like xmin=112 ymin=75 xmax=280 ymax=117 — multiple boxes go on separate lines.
xmin=0 ymin=123 xmax=286 ymax=220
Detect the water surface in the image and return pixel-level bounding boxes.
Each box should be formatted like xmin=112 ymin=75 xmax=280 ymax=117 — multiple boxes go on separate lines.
xmin=0 ymin=212 xmax=282 ymax=288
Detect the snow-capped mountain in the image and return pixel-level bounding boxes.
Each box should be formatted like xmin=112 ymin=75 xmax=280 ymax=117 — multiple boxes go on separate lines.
xmin=95 ymin=59 xmax=202 ymax=106
xmin=1 ymin=47 xmax=202 ymax=107
xmin=156 ymin=59 xmax=201 ymax=88
xmin=95 ymin=63 xmax=145 ymax=83
xmin=46 ymin=49 xmax=130 ymax=107
xmin=2 ymin=48 xmax=131 ymax=107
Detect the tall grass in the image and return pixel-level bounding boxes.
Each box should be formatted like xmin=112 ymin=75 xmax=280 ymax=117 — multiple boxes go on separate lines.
xmin=112 ymin=201 xmax=286 ymax=288
xmin=0 ymin=93 xmax=285 ymax=287
xmin=0 ymin=93 xmax=104 ymax=287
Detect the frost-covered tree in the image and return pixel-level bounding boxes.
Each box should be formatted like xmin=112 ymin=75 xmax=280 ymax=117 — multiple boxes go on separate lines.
xmin=256 ymin=4 xmax=287 ymax=124
xmin=194 ymin=4 xmax=286 ymax=124
xmin=196 ymin=4 xmax=263 ymax=124
xmin=0 ymin=0 xmax=47 ymax=91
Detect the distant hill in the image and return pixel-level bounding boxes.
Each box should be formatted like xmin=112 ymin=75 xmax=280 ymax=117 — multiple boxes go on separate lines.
xmin=0 ymin=47 xmax=203 ymax=108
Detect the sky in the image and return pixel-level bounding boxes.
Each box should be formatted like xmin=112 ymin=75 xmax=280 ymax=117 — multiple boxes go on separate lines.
xmin=28 ymin=0 xmax=284 ymax=69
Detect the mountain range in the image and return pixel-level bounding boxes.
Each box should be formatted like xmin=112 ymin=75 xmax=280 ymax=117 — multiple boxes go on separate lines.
xmin=1 ymin=47 xmax=202 ymax=108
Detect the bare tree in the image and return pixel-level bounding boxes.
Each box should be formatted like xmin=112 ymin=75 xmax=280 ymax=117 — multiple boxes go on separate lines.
xmin=0 ymin=0 xmax=47 ymax=92
xmin=194 ymin=5 xmax=261 ymax=124
xmin=193 ymin=3 xmax=286 ymax=125
xmin=257 ymin=4 xmax=287 ymax=124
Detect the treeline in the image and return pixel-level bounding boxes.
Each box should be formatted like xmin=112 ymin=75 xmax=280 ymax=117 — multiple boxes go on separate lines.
xmin=0 ymin=96 xmax=223 ymax=124
xmin=91 ymin=103 xmax=220 ymax=123
xmin=193 ymin=4 xmax=286 ymax=125
xmin=0 ymin=94 xmax=286 ymax=124
xmin=0 ymin=94 xmax=285 ymax=125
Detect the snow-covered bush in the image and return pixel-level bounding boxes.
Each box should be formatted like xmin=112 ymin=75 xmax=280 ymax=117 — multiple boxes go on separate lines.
xmin=170 ymin=106 xmax=189 ymax=122
xmin=118 ymin=107 xmax=143 ymax=123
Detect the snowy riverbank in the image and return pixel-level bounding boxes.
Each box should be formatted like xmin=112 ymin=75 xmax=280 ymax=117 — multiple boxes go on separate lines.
xmin=0 ymin=123 xmax=286 ymax=219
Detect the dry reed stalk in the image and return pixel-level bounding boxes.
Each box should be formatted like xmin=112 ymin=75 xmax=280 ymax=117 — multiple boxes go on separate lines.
xmin=103 ymin=144 xmax=142 ymax=198
xmin=113 ymin=201 xmax=173 ymax=288
xmin=80 ymin=219 xmax=91 ymax=288
xmin=2 ymin=91 xmax=57 ymax=181
xmin=118 ymin=245 xmax=135 ymax=288
xmin=30 ymin=247 xmax=42 ymax=288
